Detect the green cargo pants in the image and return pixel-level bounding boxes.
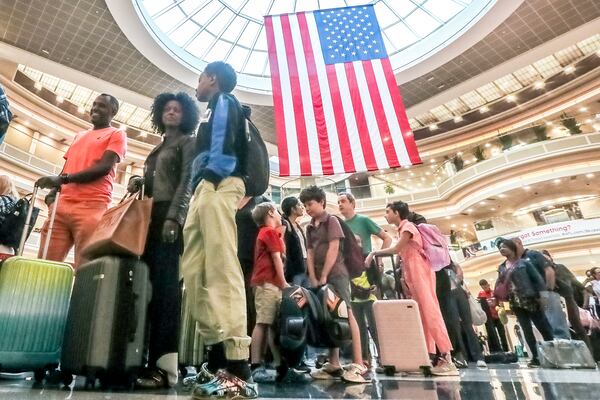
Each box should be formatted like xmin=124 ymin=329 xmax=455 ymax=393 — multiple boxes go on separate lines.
xmin=181 ymin=177 xmax=250 ymax=361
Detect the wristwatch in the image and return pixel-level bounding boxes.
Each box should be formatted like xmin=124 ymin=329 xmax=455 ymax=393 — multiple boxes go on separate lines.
xmin=59 ymin=173 xmax=71 ymax=184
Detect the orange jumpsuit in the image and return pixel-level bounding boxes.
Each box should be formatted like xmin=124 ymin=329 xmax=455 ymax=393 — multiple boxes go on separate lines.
xmin=398 ymin=219 xmax=453 ymax=354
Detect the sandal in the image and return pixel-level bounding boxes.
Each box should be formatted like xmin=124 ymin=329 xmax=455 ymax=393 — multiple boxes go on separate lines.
xmin=135 ymin=368 xmax=168 ymax=389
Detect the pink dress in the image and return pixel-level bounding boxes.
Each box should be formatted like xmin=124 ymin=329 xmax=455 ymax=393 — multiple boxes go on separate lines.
xmin=398 ymin=219 xmax=452 ymax=354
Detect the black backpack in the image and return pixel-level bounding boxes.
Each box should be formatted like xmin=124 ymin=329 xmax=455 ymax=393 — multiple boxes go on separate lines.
xmin=0 ymin=194 xmax=39 ymax=250
xmin=240 ymin=105 xmax=270 ymax=197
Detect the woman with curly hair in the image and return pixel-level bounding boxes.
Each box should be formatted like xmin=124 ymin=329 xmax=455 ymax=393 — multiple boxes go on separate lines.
xmin=128 ymin=92 xmax=199 ymax=388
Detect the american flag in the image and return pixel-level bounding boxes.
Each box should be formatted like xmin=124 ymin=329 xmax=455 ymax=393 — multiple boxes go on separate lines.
xmin=264 ymin=5 xmax=421 ymax=177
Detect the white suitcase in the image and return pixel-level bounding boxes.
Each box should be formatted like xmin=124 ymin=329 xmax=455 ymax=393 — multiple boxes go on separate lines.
xmin=373 ymin=299 xmax=432 ymax=376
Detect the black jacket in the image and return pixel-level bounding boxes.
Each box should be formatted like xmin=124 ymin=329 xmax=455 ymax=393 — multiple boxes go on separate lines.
xmin=283 ymin=216 xmax=307 ymax=281
xmin=144 ymin=134 xmax=195 ymax=227
xmin=191 ymin=93 xmax=245 ymax=189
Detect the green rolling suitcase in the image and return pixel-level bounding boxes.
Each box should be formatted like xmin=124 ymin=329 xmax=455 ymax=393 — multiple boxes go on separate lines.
xmin=0 ymin=186 xmax=74 ymax=380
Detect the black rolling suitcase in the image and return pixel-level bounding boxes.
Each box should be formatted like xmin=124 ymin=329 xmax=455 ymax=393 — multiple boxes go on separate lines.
xmin=60 ymin=256 xmax=151 ymax=388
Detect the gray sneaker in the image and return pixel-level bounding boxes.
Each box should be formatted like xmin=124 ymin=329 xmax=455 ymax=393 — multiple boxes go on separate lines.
xmin=251 ymin=366 xmax=274 ymax=383
xmin=192 ymin=370 xmax=258 ymax=399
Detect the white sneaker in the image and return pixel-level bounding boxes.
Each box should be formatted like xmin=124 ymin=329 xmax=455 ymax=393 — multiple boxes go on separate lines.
xmin=476 ymin=360 xmax=488 ymax=369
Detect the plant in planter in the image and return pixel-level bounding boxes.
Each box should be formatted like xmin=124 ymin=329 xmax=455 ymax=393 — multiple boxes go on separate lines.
xmin=498 ymin=134 xmax=513 ymax=150
xmin=384 ymin=183 xmax=395 ymax=195
xmin=561 ymin=113 xmax=582 ymax=134
xmin=452 ymin=154 xmax=464 ymax=171
xmin=472 ymin=145 xmax=486 ymax=162
xmin=533 ymin=124 xmax=548 ymax=142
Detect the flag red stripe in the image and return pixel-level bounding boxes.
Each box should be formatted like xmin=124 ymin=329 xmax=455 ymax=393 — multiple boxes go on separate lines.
xmin=324 ymin=64 xmax=355 ymax=173
xmin=362 ymin=60 xmax=400 ymax=168
xmin=280 ymin=14 xmax=312 ymax=176
xmin=264 ymin=16 xmax=290 ymax=176
xmin=343 ymin=62 xmax=378 ymax=171
xmin=381 ymin=58 xmax=421 ymax=164
xmin=296 ymin=12 xmax=334 ymax=175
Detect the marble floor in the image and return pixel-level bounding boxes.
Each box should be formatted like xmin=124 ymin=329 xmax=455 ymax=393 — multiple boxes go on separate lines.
xmin=1 ymin=365 xmax=600 ymax=400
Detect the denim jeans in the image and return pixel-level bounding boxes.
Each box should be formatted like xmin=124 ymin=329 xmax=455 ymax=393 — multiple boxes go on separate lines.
xmin=540 ymin=291 xmax=571 ymax=339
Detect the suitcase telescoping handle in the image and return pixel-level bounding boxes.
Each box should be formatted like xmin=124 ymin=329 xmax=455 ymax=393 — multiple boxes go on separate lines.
xmin=17 ymin=184 xmax=61 ymax=258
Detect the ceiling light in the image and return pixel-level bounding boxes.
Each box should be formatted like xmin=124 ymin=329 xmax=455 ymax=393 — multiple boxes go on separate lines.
xmin=430 ymin=124 xmax=438 ymax=130
xmin=56 ymin=96 xmax=64 ymax=103
xmin=24 ymin=120 xmax=30 ymax=126
xmin=457 ymin=151 xmax=463 ymax=156
xmin=498 ymin=194 xmax=506 ymax=198
xmin=579 ymin=107 xmax=588 ymax=113
xmin=445 ymin=216 xmax=451 ymax=220
xmin=451 ymin=224 xmax=456 ymax=228
xmin=479 ymin=201 xmax=486 ymax=205
xmin=564 ymin=65 xmax=576 ymax=74
xmin=553 ymin=179 xmax=561 ymax=184
xmin=479 ymin=106 xmax=489 ymax=113
xmin=523 ymin=185 xmax=531 ymax=190
xmin=506 ymin=95 xmax=516 ymax=102
xmin=410 ymin=172 xmax=415 ymax=176
xmin=420 ymin=177 xmax=426 ymax=181
xmin=139 ymin=131 xmax=147 ymax=138
xmin=454 ymin=116 xmax=463 ymax=123
xmin=462 ymin=223 xmax=467 ymax=227
xmin=490 ymin=207 xmax=496 ymax=211
xmin=466 ymin=208 xmax=473 ymax=212
xmin=425 ymin=172 xmax=431 ymax=176
xmin=34 ymin=82 xmax=42 ymax=90
xmin=77 ymin=106 xmax=85 ymax=113
xmin=484 ymin=143 xmax=491 ymax=148
xmin=585 ymin=119 xmax=593 ymax=123
xmin=464 ymin=160 xmax=471 ymax=165
xmin=534 ymin=81 xmax=545 ymax=89
xmin=545 ymin=121 xmax=553 ymax=126
xmin=586 ymin=173 xmax=594 ymax=178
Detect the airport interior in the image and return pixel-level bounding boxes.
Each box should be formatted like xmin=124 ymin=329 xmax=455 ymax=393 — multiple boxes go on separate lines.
xmin=1 ymin=0 xmax=600 ymax=399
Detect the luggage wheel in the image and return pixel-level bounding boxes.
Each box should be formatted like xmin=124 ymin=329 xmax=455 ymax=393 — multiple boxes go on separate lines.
xmin=33 ymin=369 xmax=46 ymax=383
xmin=383 ymin=366 xmax=396 ymax=376
xmin=60 ymin=371 xmax=74 ymax=387
xmin=420 ymin=365 xmax=432 ymax=377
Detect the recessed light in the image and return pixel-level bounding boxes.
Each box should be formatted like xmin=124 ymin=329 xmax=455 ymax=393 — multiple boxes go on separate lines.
xmin=524 ymin=186 xmax=531 ymax=190
xmin=546 ymin=121 xmax=553 ymax=126
xmin=430 ymin=158 xmax=436 ymax=163
xmin=464 ymin=160 xmax=471 ymax=165
xmin=585 ymin=119 xmax=593 ymax=123
xmin=534 ymin=81 xmax=545 ymax=89
xmin=564 ymin=65 xmax=575 ymax=74
xmin=484 ymin=143 xmax=491 ymax=148
xmin=466 ymin=208 xmax=473 ymax=212
xmin=462 ymin=224 xmax=467 ymax=227
xmin=579 ymin=107 xmax=588 ymax=113
xmin=410 ymin=172 xmax=415 ymax=176
xmin=445 ymin=216 xmax=451 ymax=220
xmin=454 ymin=116 xmax=463 ymax=123
xmin=479 ymin=201 xmax=486 ymax=205
xmin=56 ymin=96 xmax=64 ymax=103
xmin=586 ymin=173 xmax=594 ymax=178
xmin=41 ymin=49 xmax=49 ymax=55
xmin=498 ymin=194 xmax=506 ymax=198
xmin=34 ymin=82 xmax=42 ymax=90
xmin=451 ymin=224 xmax=456 ymax=228
xmin=420 ymin=177 xmax=426 ymax=181
xmin=490 ymin=207 xmax=496 ymax=211
xmin=427 ymin=76 xmax=435 ymax=82
xmin=480 ymin=106 xmax=489 ymax=113
xmin=456 ymin=151 xmax=463 ymax=156
xmin=506 ymin=95 xmax=516 ymax=102
xmin=553 ymin=179 xmax=561 ymax=184
xmin=430 ymin=124 xmax=438 ymax=130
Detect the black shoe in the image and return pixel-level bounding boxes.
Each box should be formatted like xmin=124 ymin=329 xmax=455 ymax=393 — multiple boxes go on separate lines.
xmin=527 ymin=359 xmax=540 ymax=368
xmin=135 ymin=369 xmax=168 ymax=389
xmin=295 ymin=361 xmax=311 ymax=373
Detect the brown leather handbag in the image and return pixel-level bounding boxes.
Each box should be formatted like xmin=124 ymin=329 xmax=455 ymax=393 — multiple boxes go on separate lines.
xmin=81 ymin=191 xmax=152 ymax=259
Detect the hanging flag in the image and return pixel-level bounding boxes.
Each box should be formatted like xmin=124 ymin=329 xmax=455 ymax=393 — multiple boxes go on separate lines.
xmin=264 ymin=5 xmax=421 ymax=177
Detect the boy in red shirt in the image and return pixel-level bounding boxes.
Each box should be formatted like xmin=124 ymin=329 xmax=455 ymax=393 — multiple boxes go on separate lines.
xmin=249 ymin=202 xmax=288 ymax=383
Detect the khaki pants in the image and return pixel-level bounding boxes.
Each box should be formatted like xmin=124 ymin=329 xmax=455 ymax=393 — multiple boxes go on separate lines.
xmin=181 ymin=177 xmax=250 ymax=360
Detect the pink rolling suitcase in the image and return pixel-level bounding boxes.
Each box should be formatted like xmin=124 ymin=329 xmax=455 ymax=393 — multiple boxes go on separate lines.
xmin=373 ymin=299 xmax=432 ymax=376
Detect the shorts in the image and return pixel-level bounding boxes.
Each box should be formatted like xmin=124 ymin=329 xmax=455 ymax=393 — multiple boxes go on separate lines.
xmin=254 ymin=283 xmax=282 ymax=325
xmin=328 ymin=274 xmax=351 ymax=306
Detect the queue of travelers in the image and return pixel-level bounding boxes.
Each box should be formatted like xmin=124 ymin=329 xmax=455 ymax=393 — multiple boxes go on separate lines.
xmin=2 ymin=60 xmax=599 ymax=399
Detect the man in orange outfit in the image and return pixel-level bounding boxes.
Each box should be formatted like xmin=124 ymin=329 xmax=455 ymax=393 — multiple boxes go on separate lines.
xmin=36 ymin=93 xmax=126 ymax=267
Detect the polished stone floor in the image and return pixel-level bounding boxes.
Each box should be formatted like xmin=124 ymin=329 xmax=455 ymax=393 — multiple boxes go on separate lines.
xmin=1 ymin=365 xmax=599 ymax=399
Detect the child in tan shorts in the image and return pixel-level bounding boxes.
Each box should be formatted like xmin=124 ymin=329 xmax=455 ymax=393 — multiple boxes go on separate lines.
xmin=249 ymin=202 xmax=289 ymax=383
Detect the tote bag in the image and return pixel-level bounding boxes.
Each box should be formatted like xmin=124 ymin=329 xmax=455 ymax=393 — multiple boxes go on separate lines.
xmin=81 ymin=192 xmax=152 ymax=258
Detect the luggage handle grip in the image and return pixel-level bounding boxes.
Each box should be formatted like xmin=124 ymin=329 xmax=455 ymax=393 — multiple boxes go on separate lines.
xmin=18 ymin=184 xmax=61 ymax=258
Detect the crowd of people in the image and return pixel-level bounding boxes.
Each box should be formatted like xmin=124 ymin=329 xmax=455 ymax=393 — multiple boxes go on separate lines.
xmin=1 ymin=60 xmax=599 ymax=399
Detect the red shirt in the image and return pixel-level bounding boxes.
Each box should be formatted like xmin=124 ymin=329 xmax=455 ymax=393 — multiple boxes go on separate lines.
xmin=61 ymin=127 xmax=127 ymax=203
xmin=478 ymin=288 xmax=499 ymax=319
xmin=251 ymin=226 xmax=285 ymax=288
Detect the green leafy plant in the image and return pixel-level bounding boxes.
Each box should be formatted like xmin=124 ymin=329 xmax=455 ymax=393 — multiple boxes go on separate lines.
xmin=561 ymin=113 xmax=582 ymax=134
xmin=498 ymin=134 xmax=513 ymax=150
xmin=472 ymin=145 xmax=486 ymax=161
xmin=452 ymin=155 xmax=464 ymax=171
xmin=533 ymin=125 xmax=548 ymax=141
xmin=384 ymin=183 xmax=395 ymax=195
